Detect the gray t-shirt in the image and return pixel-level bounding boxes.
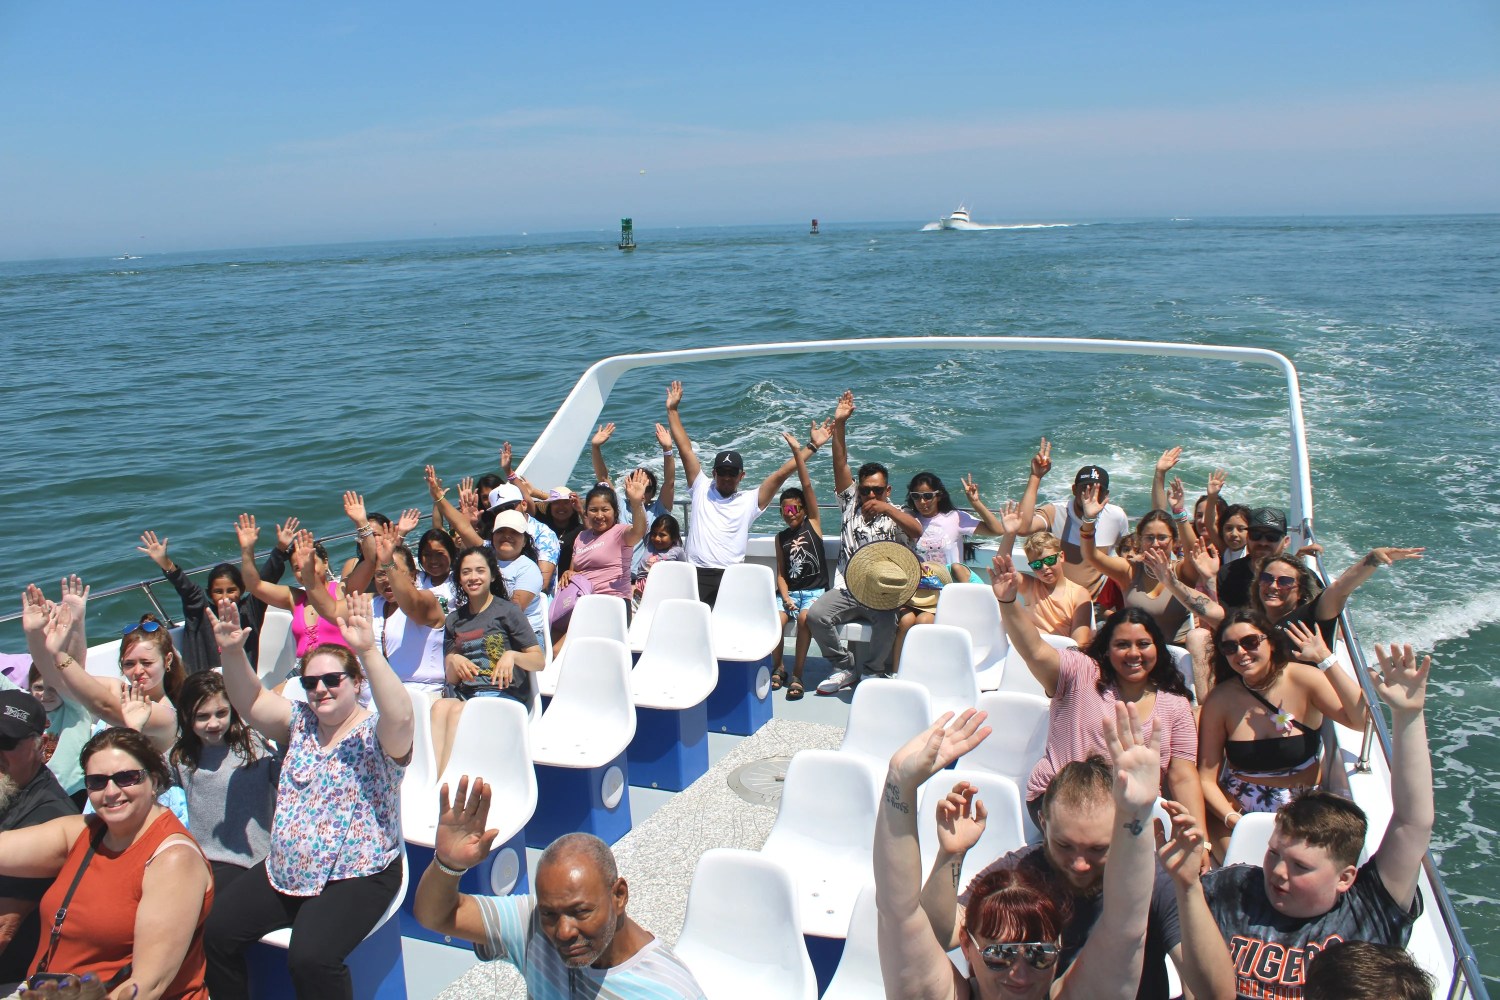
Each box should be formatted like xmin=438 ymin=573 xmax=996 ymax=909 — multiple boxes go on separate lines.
xmin=172 ymin=740 xmax=281 ymax=868
xmin=1202 ymin=860 xmax=1422 ymax=1000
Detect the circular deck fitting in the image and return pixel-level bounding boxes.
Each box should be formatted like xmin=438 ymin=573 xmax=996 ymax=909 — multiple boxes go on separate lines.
xmin=727 ymin=756 xmax=793 ymax=806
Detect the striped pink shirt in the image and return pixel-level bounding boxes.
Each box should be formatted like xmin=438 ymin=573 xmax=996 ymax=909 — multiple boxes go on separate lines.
xmin=1025 ymin=648 xmax=1197 ymax=802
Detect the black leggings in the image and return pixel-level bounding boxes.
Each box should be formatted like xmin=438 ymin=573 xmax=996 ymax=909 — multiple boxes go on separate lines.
xmin=203 ymin=855 xmax=403 ymax=1000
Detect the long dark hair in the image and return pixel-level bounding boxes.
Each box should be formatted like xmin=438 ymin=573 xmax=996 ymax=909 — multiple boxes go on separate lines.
xmin=206 ymin=563 xmax=245 ymax=595
xmin=1084 ymin=607 xmax=1190 ymax=699
xmin=416 ymin=529 xmax=458 ymax=584
xmin=1211 ymin=609 xmax=1292 ymax=687
xmin=171 ymin=670 xmax=261 ymax=769
xmin=648 ymin=513 xmax=682 ymax=550
xmin=906 ymin=471 xmax=956 ymax=514
xmin=455 ymin=545 xmax=511 ymax=602
xmin=1248 ymin=554 xmax=1319 ymax=620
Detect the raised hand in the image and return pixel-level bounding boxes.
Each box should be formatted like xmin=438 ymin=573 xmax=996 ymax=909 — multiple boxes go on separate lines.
xmin=205 ymin=599 xmax=252 ymax=651
xmin=1362 ymin=547 xmax=1425 ymax=568
xmin=591 ymin=422 xmax=616 ymax=446
xmin=655 ymin=422 xmax=673 ymax=449
xmin=1156 ymin=446 xmax=1182 ymax=475
xmin=1141 ymin=545 xmax=1174 ymax=583
xmin=809 ymin=417 xmax=833 ymax=450
xmin=1168 ymin=477 xmax=1186 ymax=512
xmin=1188 ymin=536 xmax=1220 ymax=579
xmin=120 ymin=680 xmax=154 ymax=731
xmin=59 ymin=576 xmax=89 ymax=621
xmin=1206 ymin=468 xmax=1226 ymax=498
xmin=499 ymin=441 xmax=513 ymax=473
xmin=888 ymin=709 xmax=991 ymax=790
xmin=1371 ymin=644 xmax=1430 ymax=714
xmin=833 ymin=389 xmax=855 ymax=425
xmin=1079 ymin=482 xmax=1106 ymax=520
xmin=137 ymin=530 xmax=171 ymax=569
xmin=424 ymin=464 xmax=447 ymax=503
xmin=459 ymin=488 xmax=480 ymax=523
xmin=342 ymin=490 xmax=367 ymax=526
xmin=935 ymin=781 xmax=989 ymax=856
xmin=961 ymin=474 xmax=982 ymax=505
xmin=41 ymin=602 xmax=74 ymax=656
xmin=336 ymin=591 xmax=378 ymax=654
xmin=1155 ymin=799 xmax=1207 ymax=888
xmin=624 ymin=469 xmax=649 ymax=503
xmin=435 ymin=776 xmax=500 ymax=872
xmin=459 ymin=475 xmax=477 ymax=508
xmin=1284 ymin=619 xmax=1332 ymax=666
xmin=396 ymin=508 xmax=422 ymax=535
xmin=1030 ymin=437 xmax=1052 ymax=479
xmin=235 ymin=513 xmax=260 ymax=551
xmin=20 ymin=585 xmax=51 ymax=635
xmin=275 ymin=516 xmax=301 ymax=550
xmin=997 ymin=500 xmax=1024 ymax=537
xmin=290 ymin=529 xmax=317 ymax=578
xmin=989 ymin=554 xmax=1020 ymax=603
xmin=1104 ymin=701 xmax=1162 ymax=814
xmin=373 ymin=522 xmax=399 ymax=565
xmin=666 ymin=380 xmax=683 ymax=412
xmin=781 ymin=430 xmax=800 ymax=453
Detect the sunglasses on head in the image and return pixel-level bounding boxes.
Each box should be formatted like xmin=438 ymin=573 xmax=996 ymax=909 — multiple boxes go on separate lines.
xmin=84 ymin=768 xmax=149 ymax=793
xmin=1028 ymin=553 xmax=1061 ymax=570
xmin=1258 ymin=571 xmax=1297 ymax=590
xmin=120 ymin=620 xmax=164 ymax=636
xmin=857 ymin=485 xmax=887 ymax=497
xmin=1248 ymin=528 xmax=1284 ymax=543
xmin=299 ymin=671 xmax=349 ymax=692
xmin=1219 ymin=633 xmax=1269 ymax=656
xmin=980 ymin=942 xmax=1061 ymax=972
xmin=908 ymin=490 xmax=941 ymax=502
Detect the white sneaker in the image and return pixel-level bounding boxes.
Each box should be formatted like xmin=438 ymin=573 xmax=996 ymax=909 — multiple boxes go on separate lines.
xmin=816 ymin=669 xmax=858 ymax=695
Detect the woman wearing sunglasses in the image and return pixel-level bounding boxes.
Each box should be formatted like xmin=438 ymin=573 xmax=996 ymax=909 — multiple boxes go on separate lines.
xmin=22 ymin=579 xmax=186 ymax=756
xmin=1197 ymin=610 xmax=1370 ymax=859
xmin=202 ymin=591 xmax=413 ymax=1000
xmin=0 ymin=726 xmax=213 ymax=999
xmin=1250 ymin=546 xmax=1424 ymax=652
xmin=875 ymin=704 xmax=1165 ymax=1000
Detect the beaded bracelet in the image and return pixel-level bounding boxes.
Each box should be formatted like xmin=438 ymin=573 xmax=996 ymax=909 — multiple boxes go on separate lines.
xmin=431 ymin=856 xmax=470 ymax=877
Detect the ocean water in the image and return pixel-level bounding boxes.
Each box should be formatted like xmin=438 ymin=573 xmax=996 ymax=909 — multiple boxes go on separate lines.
xmin=1 ymin=216 xmax=1496 ymax=981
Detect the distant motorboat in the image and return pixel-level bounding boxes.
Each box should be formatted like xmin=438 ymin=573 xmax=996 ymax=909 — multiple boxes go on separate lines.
xmin=922 ymin=204 xmax=1076 ymax=233
xmin=114 ymin=254 xmax=142 ymax=261
xmin=940 ymin=205 xmax=976 ymax=230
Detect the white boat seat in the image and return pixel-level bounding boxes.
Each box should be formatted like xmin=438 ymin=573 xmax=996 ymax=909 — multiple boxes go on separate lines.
xmin=629 ymin=561 xmax=699 ymax=652
xmin=935 ymin=582 xmax=1010 ymax=689
xmin=631 ymin=599 xmax=716 ymax=710
xmin=896 ymin=624 xmax=980 ymax=719
xmin=532 ymin=637 xmax=636 ymax=768
xmin=839 ymin=678 xmax=933 ymax=772
xmin=917 ymin=769 xmax=1027 ymax=894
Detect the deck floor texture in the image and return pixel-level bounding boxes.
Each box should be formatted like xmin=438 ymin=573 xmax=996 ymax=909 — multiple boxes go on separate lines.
xmin=432 ymin=715 xmax=845 ymax=999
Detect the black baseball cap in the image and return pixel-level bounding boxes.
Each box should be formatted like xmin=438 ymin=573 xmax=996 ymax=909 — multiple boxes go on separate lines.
xmin=1073 ymin=465 xmax=1109 ymax=491
xmin=0 ymin=690 xmax=46 ymax=741
xmin=1248 ymin=507 xmax=1288 ymax=534
xmin=713 ymin=450 xmax=744 ymax=474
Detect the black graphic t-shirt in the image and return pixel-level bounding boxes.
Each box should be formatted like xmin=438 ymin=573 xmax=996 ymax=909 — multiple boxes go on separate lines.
xmin=777 ymin=521 xmax=828 ymax=592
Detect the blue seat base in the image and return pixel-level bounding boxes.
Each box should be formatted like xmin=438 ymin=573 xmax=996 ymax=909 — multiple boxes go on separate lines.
xmin=528 ymin=752 xmax=633 ymax=848
xmin=805 ymin=933 xmax=846 ymax=997
xmin=247 ymin=906 xmax=407 ymax=1000
xmin=705 ymin=655 xmax=773 ymax=735
xmin=627 ymin=703 xmax=709 ymax=791
xmin=399 ymin=833 xmax=528 ymax=947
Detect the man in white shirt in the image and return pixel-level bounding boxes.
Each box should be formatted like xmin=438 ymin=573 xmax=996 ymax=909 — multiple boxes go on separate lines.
xmin=1013 ymin=438 xmax=1128 ymax=598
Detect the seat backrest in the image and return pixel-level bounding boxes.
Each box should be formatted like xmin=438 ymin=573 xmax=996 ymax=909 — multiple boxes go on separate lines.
xmin=935 ymin=582 xmax=1009 ymax=666
xmin=632 ymin=599 xmax=717 ymax=707
xmin=437 ymin=696 xmax=537 ymax=837
xmin=710 ymin=563 xmax=781 ymax=661
xmin=963 ymin=691 xmax=1050 ymax=787
xmin=896 ymin=624 xmax=980 ymax=717
xmin=763 ymin=749 xmax=881 ymax=854
xmin=1223 ymin=811 xmax=1278 ymax=868
xmin=567 ymin=594 xmax=629 ymax=644
xmin=85 ymin=638 xmax=123 ymax=681
xmin=674 ymin=849 xmax=818 ymax=1000
xmin=840 ymin=679 xmax=933 ymax=768
xmin=917 ymin=768 xmax=1028 ymax=896
xmin=402 ymin=685 xmax=437 ymax=795
xmin=995 ymin=644 xmax=1050 ymax=698
xmin=820 ymin=882 xmax=883 ymax=1000
xmin=1166 ymin=644 xmax=1195 ymax=697
xmin=534 ymin=637 xmax=636 ymax=762
xmin=628 ymin=561 xmax=699 ymax=651
xmin=256 ymin=607 xmax=296 ymax=682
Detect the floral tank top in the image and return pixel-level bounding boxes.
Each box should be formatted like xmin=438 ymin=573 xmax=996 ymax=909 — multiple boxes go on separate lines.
xmin=268 ymin=703 xmax=404 ymax=896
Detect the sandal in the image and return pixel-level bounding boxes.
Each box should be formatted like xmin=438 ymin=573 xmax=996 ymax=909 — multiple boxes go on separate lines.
xmin=786 ymin=679 xmax=805 ymax=701
xmin=771 ymin=667 xmax=788 ymax=691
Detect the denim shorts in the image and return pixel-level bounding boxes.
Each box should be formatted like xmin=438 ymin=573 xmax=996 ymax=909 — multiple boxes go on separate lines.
xmin=777 ymin=587 xmax=825 ymax=616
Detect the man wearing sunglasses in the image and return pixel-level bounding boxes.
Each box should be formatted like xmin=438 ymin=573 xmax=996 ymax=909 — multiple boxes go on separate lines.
xmin=1216 ymin=507 xmax=1293 ymax=609
xmin=0 ymin=690 xmax=77 ymax=989
xmin=809 ymin=389 xmax=922 ymax=694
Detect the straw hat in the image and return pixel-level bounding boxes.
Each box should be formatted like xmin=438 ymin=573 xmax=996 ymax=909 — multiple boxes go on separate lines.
xmin=844 ymin=541 xmax=921 ymax=611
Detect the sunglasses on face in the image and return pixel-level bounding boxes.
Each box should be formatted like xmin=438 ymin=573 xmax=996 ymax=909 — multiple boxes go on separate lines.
xmin=1219 ymin=633 xmax=1269 ymax=656
xmin=1028 ymin=553 xmax=1061 ymax=570
xmin=84 ymin=768 xmax=149 ymax=793
xmin=120 ymin=620 xmax=164 ymax=636
xmin=980 ymin=942 xmax=1061 ymax=972
xmin=1258 ymin=572 xmax=1297 ymax=590
xmin=299 ymin=671 xmax=349 ymax=692
xmin=782 ymin=505 xmax=802 ymax=515
xmin=908 ymin=490 xmax=941 ymax=502
xmin=1248 ymin=529 xmax=1284 ymax=543
xmin=857 ymin=486 xmax=888 ymax=497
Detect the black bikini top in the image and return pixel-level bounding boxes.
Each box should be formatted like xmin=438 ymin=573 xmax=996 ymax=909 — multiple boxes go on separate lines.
xmin=1224 ymin=680 xmax=1321 ymax=773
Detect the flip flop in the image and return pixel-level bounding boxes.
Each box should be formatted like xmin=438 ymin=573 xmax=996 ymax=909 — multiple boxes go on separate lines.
xmin=771 ymin=667 xmax=788 ymax=691
xmin=786 ymin=679 xmax=805 ymax=701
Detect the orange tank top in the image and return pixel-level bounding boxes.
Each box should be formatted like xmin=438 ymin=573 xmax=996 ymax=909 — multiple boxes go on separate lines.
xmin=32 ymin=811 xmax=213 ymax=1000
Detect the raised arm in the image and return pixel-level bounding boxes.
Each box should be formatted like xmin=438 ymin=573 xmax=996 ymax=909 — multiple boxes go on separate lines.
xmin=1141 ymin=548 xmax=1224 ymax=628
xmin=665 ymin=381 xmax=702 ymax=484
xmin=623 ymin=470 xmax=651 ymax=547
xmin=1158 ymin=800 xmax=1237 ymax=1000
xmin=291 ymin=529 xmax=348 ymax=623
xmin=876 ymin=711 xmax=992 ymax=1000
xmin=1151 ymin=447 xmax=1180 ymax=515
xmin=1054 ymin=702 xmax=1160 ymax=1000
xmin=138 ymin=530 xmax=210 ymax=626
xmin=590 ymin=422 xmax=615 ymax=484
xmin=918 ymin=780 xmax=988 ymax=950
xmin=237 ymin=514 xmax=294 ymax=609
xmin=830 ymin=390 xmax=855 ymax=494
xmin=413 ymin=776 xmax=499 ymax=943
xmin=209 ymin=600 xmax=292 ymax=744
xmin=20 ymin=586 xmax=83 ymax=714
xmin=340 ymin=491 xmax=378 ymax=595
xmin=1313 ymin=547 xmax=1425 ymax=622
xmin=958 ymin=475 xmax=1005 ymax=536
xmin=1284 ymin=620 xmax=1368 ymax=730
xmin=756 ymin=435 xmax=821 ymax=512
xmin=654 ymin=422 xmax=677 ymax=510
xmin=801 ymin=420 xmax=831 ymax=531
xmin=427 ymin=466 xmax=484 ymax=547
xmin=1166 ymin=476 xmax=1203 ymax=584
xmin=1202 ymin=469 xmax=1227 ymax=551
xmin=991 ymin=554 xmax=1062 ymax=694
xmin=1369 ymin=643 xmax=1433 ymax=911
xmin=371 ymin=527 xmax=445 ymax=629
xmin=40 ymin=601 xmax=171 ymax=741
xmin=1014 ymin=436 xmax=1053 ymax=535
xmin=338 ymin=591 xmax=414 ymax=761
xmin=1078 ymin=484 xmax=1133 ymax=590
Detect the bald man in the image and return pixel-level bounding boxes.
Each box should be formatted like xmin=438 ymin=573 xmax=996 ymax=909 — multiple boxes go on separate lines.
xmin=414 ymin=777 xmax=705 ymax=998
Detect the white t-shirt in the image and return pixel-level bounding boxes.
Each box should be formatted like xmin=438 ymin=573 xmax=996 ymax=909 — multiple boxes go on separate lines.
xmin=1046 ymin=497 xmax=1128 ymax=559
xmin=372 ymin=597 xmax=445 ymax=692
xmin=913 ymin=509 xmax=981 ymax=565
xmin=683 ymin=475 xmax=765 ymax=569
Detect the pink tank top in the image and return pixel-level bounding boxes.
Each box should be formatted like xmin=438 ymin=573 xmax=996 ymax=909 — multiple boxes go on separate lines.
xmin=290 ymin=580 xmax=351 ymax=656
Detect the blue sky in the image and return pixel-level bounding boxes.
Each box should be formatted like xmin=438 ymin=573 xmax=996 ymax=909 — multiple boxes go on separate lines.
xmin=2 ymin=1 xmax=1497 ymax=258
